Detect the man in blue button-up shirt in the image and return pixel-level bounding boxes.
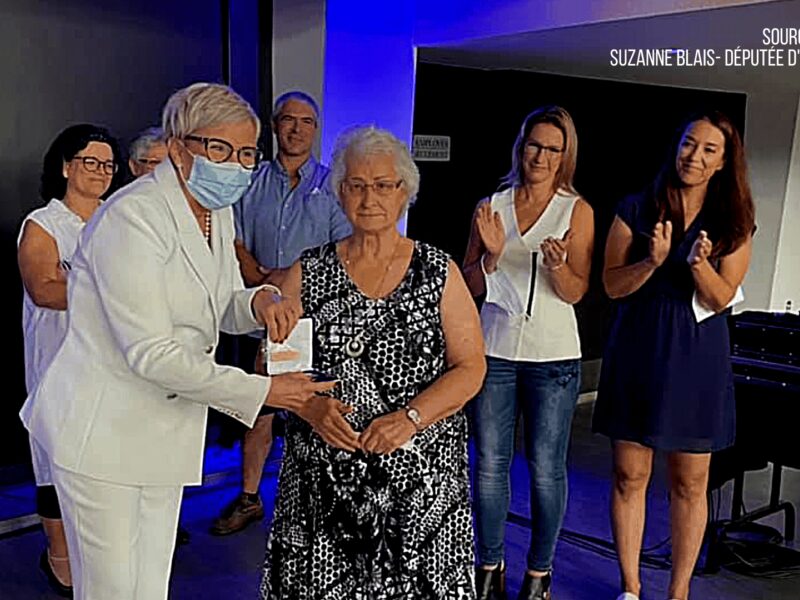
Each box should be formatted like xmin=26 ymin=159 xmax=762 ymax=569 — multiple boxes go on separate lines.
xmin=212 ymin=91 xmax=350 ymax=536
xmin=233 ymin=92 xmax=351 ymax=277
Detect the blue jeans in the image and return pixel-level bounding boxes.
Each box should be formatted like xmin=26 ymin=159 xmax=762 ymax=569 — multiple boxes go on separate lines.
xmin=473 ymin=356 xmax=580 ymax=572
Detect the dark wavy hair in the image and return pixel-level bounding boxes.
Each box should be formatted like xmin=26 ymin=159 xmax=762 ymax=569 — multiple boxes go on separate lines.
xmin=40 ymin=124 xmax=123 ymax=201
xmin=653 ymin=110 xmax=755 ymax=259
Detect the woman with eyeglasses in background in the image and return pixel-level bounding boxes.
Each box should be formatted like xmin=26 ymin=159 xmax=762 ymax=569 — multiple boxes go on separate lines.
xmin=462 ymin=106 xmax=595 ymax=600
xmin=20 ymin=83 xmax=335 ymax=600
xmin=17 ymin=123 xmax=122 ymax=596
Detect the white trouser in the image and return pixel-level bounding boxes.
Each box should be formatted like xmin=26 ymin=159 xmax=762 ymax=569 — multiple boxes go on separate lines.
xmin=30 ymin=436 xmax=53 ymax=486
xmin=52 ymin=465 xmax=183 ymax=600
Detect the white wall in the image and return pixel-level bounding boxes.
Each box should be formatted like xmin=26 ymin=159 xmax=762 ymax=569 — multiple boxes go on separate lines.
xmin=770 ymin=95 xmax=800 ymax=313
xmin=741 ymin=90 xmax=799 ymax=311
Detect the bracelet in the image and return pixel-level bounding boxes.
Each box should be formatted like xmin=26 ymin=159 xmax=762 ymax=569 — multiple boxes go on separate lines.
xmin=259 ymin=283 xmax=282 ymax=296
xmin=547 ymin=262 xmax=565 ymax=272
xmin=480 ymin=253 xmax=498 ymax=275
xmin=251 ymin=284 xmax=282 ymax=322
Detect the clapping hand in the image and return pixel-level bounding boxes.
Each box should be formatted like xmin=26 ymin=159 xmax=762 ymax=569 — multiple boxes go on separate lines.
xmin=646 ymin=221 xmax=672 ymax=268
xmin=687 ymin=230 xmax=713 ymax=266
xmin=476 ymin=203 xmax=505 ymax=260
xmin=540 ymin=229 xmax=572 ymax=271
xmin=360 ymin=411 xmax=416 ymax=455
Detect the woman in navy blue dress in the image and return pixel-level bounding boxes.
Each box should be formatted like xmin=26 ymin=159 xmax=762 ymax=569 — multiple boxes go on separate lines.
xmin=593 ymin=111 xmax=755 ymax=600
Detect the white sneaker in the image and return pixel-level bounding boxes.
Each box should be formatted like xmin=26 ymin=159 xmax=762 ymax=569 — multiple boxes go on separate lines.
xmin=616 ymin=594 xmax=640 ymax=600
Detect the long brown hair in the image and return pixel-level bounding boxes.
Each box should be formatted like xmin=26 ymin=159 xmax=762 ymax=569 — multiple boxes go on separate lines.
xmin=653 ymin=110 xmax=754 ymax=258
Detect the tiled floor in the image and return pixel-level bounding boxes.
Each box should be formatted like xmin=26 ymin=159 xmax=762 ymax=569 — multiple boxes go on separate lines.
xmin=1 ymin=406 xmax=798 ymax=599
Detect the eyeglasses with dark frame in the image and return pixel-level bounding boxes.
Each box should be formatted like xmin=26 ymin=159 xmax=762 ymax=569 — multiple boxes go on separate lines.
xmin=183 ymin=135 xmax=263 ymax=170
xmin=72 ymin=155 xmax=118 ymax=175
xmin=341 ymin=179 xmax=403 ymax=197
xmin=524 ymin=141 xmax=564 ymax=158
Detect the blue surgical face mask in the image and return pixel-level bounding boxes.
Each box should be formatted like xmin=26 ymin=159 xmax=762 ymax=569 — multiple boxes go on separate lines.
xmin=183 ymin=153 xmax=253 ymax=210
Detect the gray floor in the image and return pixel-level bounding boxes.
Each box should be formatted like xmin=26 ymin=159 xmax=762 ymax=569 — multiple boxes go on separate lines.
xmin=1 ymin=404 xmax=798 ymax=599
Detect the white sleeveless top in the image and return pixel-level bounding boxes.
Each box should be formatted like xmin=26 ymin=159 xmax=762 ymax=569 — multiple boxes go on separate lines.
xmin=480 ymin=187 xmax=581 ymax=362
xmin=19 ymin=199 xmax=85 ymax=393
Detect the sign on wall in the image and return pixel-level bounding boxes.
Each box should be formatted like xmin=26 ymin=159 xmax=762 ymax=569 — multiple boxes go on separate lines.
xmin=412 ymin=134 xmax=451 ymax=161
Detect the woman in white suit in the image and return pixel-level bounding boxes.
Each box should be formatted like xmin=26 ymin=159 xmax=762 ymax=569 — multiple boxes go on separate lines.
xmin=20 ymin=83 xmax=336 ymax=600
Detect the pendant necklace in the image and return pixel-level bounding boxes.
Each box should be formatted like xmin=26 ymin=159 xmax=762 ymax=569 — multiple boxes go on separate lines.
xmin=341 ymin=237 xmax=402 ymax=358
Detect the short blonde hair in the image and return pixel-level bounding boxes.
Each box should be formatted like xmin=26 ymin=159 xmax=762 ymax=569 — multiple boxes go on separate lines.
xmin=330 ymin=126 xmax=420 ymax=208
xmin=162 ymin=83 xmax=260 ymax=139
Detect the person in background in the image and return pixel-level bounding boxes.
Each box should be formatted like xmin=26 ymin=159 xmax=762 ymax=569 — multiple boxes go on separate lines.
xmin=462 ymin=106 xmax=594 ymax=600
xmin=211 ymin=90 xmax=351 ymax=536
xmin=19 ymin=82 xmax=334 ymax=600
xmin=128 ymin=127 xmax=168 ymax=178
xmin=593 ymin=111 xmax=755 ymax=600
xmin=259 ymin=125 xmax=486 ymax=599
xmin=18 ymin=123 xmax=122 ymax=597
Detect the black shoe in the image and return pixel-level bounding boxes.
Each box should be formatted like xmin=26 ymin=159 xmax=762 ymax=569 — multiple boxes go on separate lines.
xmin=210 ymin=493 xmax=265 ymax=535
xmin=39 ymin=550 xmax=73 ymax=598
xmin=516 ymin=572 xmax=552 ymax=600
xmin=176 ymin=525 xmax=191 ymax=546
xmin=475 ymin=563 xmax=508 ymax=600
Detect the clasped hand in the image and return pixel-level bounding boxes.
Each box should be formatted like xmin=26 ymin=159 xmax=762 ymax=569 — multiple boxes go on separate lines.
xmin=299 ymin=397 xmax=417 ymax=455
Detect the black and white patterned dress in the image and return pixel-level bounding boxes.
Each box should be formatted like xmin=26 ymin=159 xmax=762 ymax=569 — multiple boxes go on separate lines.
xmin=260 ymin=241 xmax=475 ymax=600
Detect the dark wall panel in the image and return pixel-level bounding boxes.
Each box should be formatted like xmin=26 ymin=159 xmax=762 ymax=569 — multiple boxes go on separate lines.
xmin=0 ymin=0 xmax=223 ymax=470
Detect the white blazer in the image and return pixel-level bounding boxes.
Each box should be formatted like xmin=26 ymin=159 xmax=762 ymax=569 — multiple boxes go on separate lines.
xmin=20 ymin=161 xmax=270 ymax=486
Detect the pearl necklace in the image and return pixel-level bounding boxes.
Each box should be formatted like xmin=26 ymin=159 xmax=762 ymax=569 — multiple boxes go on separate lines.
xmin=199 ymin=210 xmax=211 ymax=244
xmin=203 ymin=210 xmax=211 ymax=245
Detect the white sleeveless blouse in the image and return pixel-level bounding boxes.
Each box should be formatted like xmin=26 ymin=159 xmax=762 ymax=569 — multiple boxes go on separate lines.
xmin=19 ymin=199 xmax=86 ymax=485
xmin=480 ymin=187 xmax=582 ymax=362
xmin=19 ymin=200 xmax=86 ymax=393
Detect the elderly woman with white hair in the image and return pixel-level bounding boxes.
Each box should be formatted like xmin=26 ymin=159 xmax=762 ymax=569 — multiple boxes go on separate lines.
xmin=259 ymin=126 xmax=487 ymax=599
xmin=19 ymin=83 xmax=335 ymax=600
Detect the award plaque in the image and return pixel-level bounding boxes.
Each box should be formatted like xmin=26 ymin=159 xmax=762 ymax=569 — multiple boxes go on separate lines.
xmin=265 ymin=318 xmax=313 ymax=375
